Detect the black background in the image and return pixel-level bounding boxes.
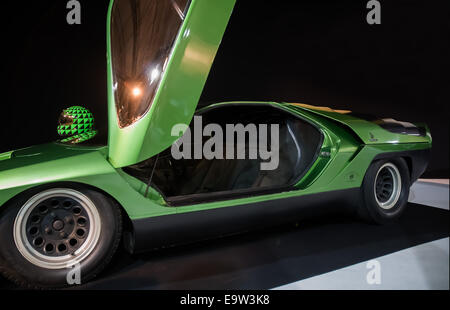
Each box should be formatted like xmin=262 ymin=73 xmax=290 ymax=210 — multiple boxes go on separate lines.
xmin=0 ymin=0 xmax=448 ymax=177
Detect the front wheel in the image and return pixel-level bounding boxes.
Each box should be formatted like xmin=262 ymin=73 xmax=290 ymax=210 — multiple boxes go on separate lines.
xmin=358 ymin=158 xmax=410 ymax=224
xmin=0 ymin=186 xmax=122 ymax=288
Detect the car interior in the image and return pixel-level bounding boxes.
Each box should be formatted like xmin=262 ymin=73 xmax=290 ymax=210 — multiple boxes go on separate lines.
xmin=123 ymin=105 xmax=323 ymax=205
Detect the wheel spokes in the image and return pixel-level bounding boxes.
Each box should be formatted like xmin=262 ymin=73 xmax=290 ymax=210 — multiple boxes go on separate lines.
xmin=25 ymin=197 xmax=91 ymax=258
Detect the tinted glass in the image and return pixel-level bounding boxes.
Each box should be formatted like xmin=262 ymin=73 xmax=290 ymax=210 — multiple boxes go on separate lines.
xmin=111 ymin=0 xmax=189 ymax=128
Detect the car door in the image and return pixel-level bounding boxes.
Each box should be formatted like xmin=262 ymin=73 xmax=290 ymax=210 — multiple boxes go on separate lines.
xmin=106 ymin=0 xmax=236 ymax=168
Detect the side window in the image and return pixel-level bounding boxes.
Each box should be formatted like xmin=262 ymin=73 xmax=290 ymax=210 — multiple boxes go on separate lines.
xmin=123 ymin=105 xmax=323 ymax=203
xmin=111 ymin=0 xmax=189 ymax=128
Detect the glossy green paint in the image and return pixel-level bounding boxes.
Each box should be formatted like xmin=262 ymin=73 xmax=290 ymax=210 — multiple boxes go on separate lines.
xmin=107 ymin=0 xmax=236 ymax=168
xmin=0 ymin=151 xmax=13 ymax=162
xmin=172 ymin=143 xmax=430 ymax=216
xmin=197 ymin=101 xmax=363 ymax=189
xmin=0 ymin=98 xmax=432 ymax=220
xmin=288 ymin=103 xmax=432 ymax=145
xmin=0 ymin=143 xmax=174 ymax=219
xmin=0 ymin=1 xmax=432 ymax=224
xmin=110 ymin=100 xmax=428 ymax=216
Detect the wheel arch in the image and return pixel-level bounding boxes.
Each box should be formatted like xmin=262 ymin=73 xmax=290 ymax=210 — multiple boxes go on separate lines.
xmin=0 ymin=181 xmax=133 ymax=236
xmin=401 ymin=156 xmax=413 ymax=180
xmin=369 ymin=148 xmax=431 ymax=184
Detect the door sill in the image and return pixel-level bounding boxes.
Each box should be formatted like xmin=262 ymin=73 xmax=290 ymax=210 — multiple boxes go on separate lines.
xmin=165 ymin=186 xmax=295 ymax=206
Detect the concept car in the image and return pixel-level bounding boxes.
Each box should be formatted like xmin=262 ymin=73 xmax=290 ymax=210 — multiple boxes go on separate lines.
xmin=0 ymin=0 xmax=431 ymax=288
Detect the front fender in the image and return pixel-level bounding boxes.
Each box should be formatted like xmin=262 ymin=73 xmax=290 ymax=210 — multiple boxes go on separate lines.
xmin=0 ymin=143 xmax=174 ymax=220
xmin=0 ymin=143 xmax=114 ymax=208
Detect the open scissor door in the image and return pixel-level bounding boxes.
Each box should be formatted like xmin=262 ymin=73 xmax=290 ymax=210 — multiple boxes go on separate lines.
xmin=107 ymin=0 xmax=235 ymax=167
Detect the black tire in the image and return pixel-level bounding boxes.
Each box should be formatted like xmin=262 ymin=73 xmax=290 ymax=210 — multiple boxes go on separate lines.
xmin=358 ymin=158 xmax=410 ymax=224
xmin=0 ymin=185 xmax=122 ymax=289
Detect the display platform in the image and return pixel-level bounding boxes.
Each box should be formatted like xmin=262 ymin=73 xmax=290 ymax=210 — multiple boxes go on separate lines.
xmin=0 ymin=180 xmax=448 ymax=290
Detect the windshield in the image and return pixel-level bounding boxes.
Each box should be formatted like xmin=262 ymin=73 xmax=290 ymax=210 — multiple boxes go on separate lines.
xmin=111 ymin=0 xmax=190 ymax=128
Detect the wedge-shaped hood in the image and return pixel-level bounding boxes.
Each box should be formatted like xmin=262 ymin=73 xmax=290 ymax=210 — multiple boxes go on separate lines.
xmin=107 ymin=0 xmax=236 ymax=168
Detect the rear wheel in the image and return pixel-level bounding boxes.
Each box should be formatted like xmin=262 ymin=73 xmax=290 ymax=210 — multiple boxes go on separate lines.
xmin=0 ymin=186 xmax=122 ymax=288
xmin=359 ymin=158 xmax=410 ymax=224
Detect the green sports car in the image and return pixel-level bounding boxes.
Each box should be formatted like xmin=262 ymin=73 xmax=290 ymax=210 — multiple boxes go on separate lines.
xmin=0 ymin=0 xmax=431 ymax=288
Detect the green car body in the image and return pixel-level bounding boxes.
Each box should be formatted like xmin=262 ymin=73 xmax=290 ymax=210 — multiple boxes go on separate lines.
xmin=0 ymin=0 xmax=432 ymax=286
xmin=0 ymin=99 xmax=432 ymax=251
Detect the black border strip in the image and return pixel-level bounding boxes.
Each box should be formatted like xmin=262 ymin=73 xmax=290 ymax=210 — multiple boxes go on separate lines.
xmin=130 ymin=187 xmax=360 ymax=253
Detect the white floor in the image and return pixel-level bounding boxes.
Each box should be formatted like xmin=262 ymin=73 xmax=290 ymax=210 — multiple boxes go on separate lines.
xmin=409 ymin=180 xmax=449 ymax=210
xmin=274 ymin=179 xmax=450 ymax=290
